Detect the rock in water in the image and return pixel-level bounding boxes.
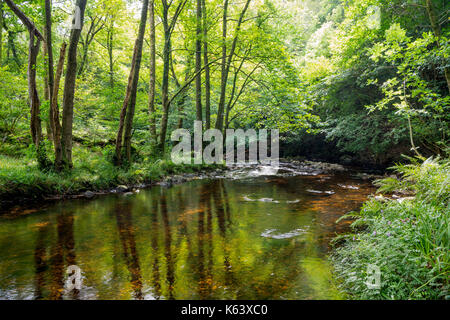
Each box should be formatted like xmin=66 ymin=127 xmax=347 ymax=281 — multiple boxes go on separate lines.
xmin=84 ymin=191 xmax=95 ymax=199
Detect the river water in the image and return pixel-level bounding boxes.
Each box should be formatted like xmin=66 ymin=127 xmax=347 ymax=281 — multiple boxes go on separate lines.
xmin=0 ymin=164 xmax=375 ymax=300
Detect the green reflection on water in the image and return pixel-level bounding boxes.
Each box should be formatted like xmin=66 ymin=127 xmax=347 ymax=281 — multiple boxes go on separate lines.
xmin=0 ymin=174 xmax=373 ymax=300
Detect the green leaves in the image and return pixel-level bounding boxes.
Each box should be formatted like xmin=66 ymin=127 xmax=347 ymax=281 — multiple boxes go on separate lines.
xmin=385 ymin=23 xmax=408 ymax=43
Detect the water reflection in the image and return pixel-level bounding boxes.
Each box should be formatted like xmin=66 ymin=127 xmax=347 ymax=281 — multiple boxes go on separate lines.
xmin=33 ymin=222 xmax=49 ymax=300
xmin=114 ymin=201 xmax=143 ymax=300
xmin=0 ymin=172 xmax=375 ymax=300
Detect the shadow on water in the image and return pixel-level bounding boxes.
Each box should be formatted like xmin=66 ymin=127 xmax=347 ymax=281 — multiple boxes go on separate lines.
xmin=0 ymin=168 xmax=375 ymax=300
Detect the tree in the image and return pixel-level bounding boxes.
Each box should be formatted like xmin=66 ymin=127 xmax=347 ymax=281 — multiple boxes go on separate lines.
xmin=158 ymin=0 xmax=188 ymax=152
xmin=51 ymin=43 xmax=67 ymax=170
xmin=44 ymin=0 xmax=54 ymax=141
xmin=4 ymin=0 xmax=49 ymax=168
xmin=195 ymin=0 xmax=202 ymax=124
xmin=148 ymin=0 xmax=157 ymax=142
xmin=0 ymin=0 xmax=4 ymax=64
xmin=201 ymin=0 xmax=211 ymax=130
xmin=61 ymin=0 xmax=88 ymax=169
xmin=216 ymin=0 xmax=252 ymax=132
xmin=115 ymin=0 xmax=149 ymax=165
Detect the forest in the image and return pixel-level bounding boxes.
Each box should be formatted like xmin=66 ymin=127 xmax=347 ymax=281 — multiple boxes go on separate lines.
xmin=0 ymin=0 xmax=448 ymax=300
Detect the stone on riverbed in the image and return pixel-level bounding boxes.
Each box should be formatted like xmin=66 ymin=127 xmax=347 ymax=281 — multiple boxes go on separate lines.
xmin=83 ymin=191 xmax=96 ymax=199
xmin=114 ymin=185 xmax=129 ymax=193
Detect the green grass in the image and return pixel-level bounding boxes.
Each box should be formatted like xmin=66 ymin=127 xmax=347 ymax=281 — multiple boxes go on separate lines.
xmin=0 ymin=145 xmax=215 ymax=203
xmin=331 ymin=157 xmax=449 ymax=300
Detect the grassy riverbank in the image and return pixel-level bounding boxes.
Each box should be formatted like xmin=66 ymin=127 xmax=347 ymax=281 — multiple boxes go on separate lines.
xmin=331 ymin=157 xmax=449 ymax=300
xmin=0 ymin=145 xmax=212 ymax=205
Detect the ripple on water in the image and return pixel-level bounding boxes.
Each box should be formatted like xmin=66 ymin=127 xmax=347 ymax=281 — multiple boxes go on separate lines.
xmin=242 ymin=196 xmax=300 ymax=204
xmin=338 ymin=184 xmax=360 ymax=190
xmin=306 ymin=189 xmax=336 ymax=195
xmin=261 ymin=228 xmax=309 ymax=240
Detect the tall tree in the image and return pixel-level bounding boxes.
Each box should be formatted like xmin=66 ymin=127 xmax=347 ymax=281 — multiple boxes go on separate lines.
xmin=44 ymin=0 xmax=55 ymax=141
xmin=195 ymin=0 xmax=202 ymax=124
xmin=51 ymin=43 xmax=67 ymax=170
xmin=0 ymin=0 xmax=4 ymax=64
xmin=201 ymin=0 xmax=211 ymax=130
xmin=115 ymin=42 xmax=137 ymax=165
xmin=216 ymin=0 xmax=229 ymax=132
xmin=148 ymin=0 xmax=157 ymax=143
xmin=61 ymin=0 xmax=88 ymax=169
xmin=216 ymin=0 xmax=251 ymax=132
xmin=106 ymin=18 xmax=115 ymax=88
xmin=4 ymin=0 xmax=49 ymax=168
xmin=158 ymin=0 xmax=188 ymax=152
xmin=115 ymin=0 xmax=149 ymax=165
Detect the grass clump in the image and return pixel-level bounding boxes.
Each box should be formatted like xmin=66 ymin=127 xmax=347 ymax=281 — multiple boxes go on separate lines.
xmin=331 ymin=157 xmax=449 ymax=300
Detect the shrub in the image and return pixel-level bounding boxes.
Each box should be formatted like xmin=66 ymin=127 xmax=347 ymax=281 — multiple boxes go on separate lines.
xmin=331 ymin=157 xmax=449 ymax=300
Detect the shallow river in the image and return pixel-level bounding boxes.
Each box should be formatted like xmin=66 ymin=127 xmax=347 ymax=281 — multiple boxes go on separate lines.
xmin=0 ymin=164 xmax=375 ymax=300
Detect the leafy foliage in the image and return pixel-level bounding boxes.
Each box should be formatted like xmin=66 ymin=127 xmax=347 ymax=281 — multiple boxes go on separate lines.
xmin=332 ymin=158 xmax=449 ymax=299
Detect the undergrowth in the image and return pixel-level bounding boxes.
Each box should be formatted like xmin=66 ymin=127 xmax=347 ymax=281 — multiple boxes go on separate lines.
xmin=331 ymin=157 xmax=449 ymax=300
xmin=0 ymin=145 xmax=215 ymax=204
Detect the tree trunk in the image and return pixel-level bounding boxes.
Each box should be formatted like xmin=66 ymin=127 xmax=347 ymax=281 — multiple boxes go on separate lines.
xmin=115 ymin=42 xmax=138 ymax=165
xmin=216 ymin=0 xmax=229 ymax=132
xmin=148 ymin=0 xmax=157 ymax=143
xmin=44 ymin=0 xmax=55 ymax=141
xmin=61 ymin=0 xmax=87 ymax=169
xmin=52 ymin=43 xmax=67 ymax=170
xmin=216 ymin=0 xmax=251 ymax=132
xmin=425 ymin=0 xmax=450 ymax=93
xmin=43 ymin=44 xmax=52 ymax=140
xmin=158 ymin=0 xmax=187 ymax=153
xmin=107 ymin=24 xmax=114 ymax=88
xmin=5 ymin=0 xmax=49 ymax=168
xmin=0 ymin=0 xmax=4 ymax=64
xmin=195 ymin=0 xmax=202 ymax=124
xmin=122 ymin=0 xmax=149 ymax=164
xmin=158 ymin=5 xmax=171 ymax=153
xmin=201 ymin=0 xmax=211 ymax=130
xmin=28 ymin=31 xmax=42 ymax=148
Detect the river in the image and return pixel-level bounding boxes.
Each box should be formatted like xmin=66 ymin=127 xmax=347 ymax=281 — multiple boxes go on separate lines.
xmin=0 ymin=163 xmax=376 ymax=300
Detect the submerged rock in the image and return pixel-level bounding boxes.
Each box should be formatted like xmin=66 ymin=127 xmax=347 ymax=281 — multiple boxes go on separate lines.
xmin=338 ymin=184 xmax=360 ymax=190
xmin=83 ymin=191 xmax=95 ymax=199
xmin=114 ymin=185 xmax=129 ymax=193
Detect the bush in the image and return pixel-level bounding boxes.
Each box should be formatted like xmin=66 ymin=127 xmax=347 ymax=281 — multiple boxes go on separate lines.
xmin=331 ymin=157 xmax=449 ymax=300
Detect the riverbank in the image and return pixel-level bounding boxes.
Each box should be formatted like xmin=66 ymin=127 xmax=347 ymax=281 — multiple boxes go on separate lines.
xmin=0 ymin=147 xmax=383 ymax=211
xmin=331 ymin=157 xmax=449 ymax=300
xmin=0 ymin=151 xmax=224 ymax=210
